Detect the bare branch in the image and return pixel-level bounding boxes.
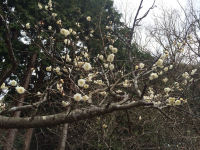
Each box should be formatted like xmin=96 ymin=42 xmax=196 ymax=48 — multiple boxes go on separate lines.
xmin=0 ymin=101 xmax=153 ymax=129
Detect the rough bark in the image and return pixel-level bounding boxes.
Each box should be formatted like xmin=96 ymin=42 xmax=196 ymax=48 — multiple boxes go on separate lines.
xmin=23 ymin=128 xmax=34 ymax=150
xmin=58 ymin=124 xmax=69 ymax=150
xmin=0 ymin=101 xmax=153 ymax=129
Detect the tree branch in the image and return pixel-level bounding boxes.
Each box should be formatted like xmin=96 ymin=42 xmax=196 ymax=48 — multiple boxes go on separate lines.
xmin=0 ymin=101 xmax=153 ymax=129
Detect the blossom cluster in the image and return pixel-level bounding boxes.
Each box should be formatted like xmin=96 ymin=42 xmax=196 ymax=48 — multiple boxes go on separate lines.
xmin=1 ymin=0 xmax=198 ymax=113
xmin=1 ymin=80 xmax=25 ymax=94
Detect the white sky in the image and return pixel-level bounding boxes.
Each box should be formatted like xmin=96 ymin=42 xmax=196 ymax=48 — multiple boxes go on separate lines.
xmin=113 ymin=0 xmax=187 ymax=26
xmin=113 ymin=0 xmax=187 ymax=54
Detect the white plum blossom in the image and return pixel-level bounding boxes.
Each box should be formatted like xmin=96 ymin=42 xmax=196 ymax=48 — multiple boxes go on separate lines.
xmin=83 ymin=52 xmax=89 ymax=58
xmin=183 ymin=80 xmax=187 ymax=85
xmin=48 ymin=0 xmax=52 ymax=8
xmin=167 ymin=97 xmax=176 ymax=105
xmin=46 ymin=66 xmax=52 ymax=71
xmin=60 ymin=79 xmax=64 ymax=84
xmin=163 ymin=67 xmax=168 ymax=72
xmin=143 ymin=96 xmax=152 ymax=102
xmin=77 ymin=62 xmax=84 ymax=67
xmin=60 ymin=28 xmax=70 ymax=37
xmin=1 ymin=83 xmax=8 ymax=90
xmin=37 ymin=92 xmax=42 ymax=96
xmin=99 ymin=91 xmax=107 ymax=96
xmin=109 ymin=64 xmax=114 ymax=70
xmin=162 ymin=77 xmax=168 ymax=83
xmin=107 ymin=53 xmax=115 ymax=62
xmin=156 ymin=59 xmax=163 ymax=68
xmin=54 ymin=67 xmax=60 ymax=73
xmin=86 ymin=16 xmax=91 ymax=21
xmin=164 ymin=87 xmax=171 ymax=94
xmin=57 ymin=20 xmax=62 ymax=25
xmin=26 ymin=23 xmax=30 ymax=29
xmin=65 ymin=54 xmax=71 ymax=62
xmin=98 ymin=54 xmax=104 ymax=60
xmin=48 ymin=26 xmax=52 ymax=30
xmin=111 ymin=47 xmax=118 ymax=53
xmin=73 ymin=93 xmax=82 ymax=101
xmin=16 ymin=86 xmax=25 ymax=94
xmin=62 ymin=101 xmax=70 ymax=107
xmin=174 ymin=82 xmax=179 ymax=87
xmin=104 ymin=63 xmax=108 ymax=68
xmin=72 ymin=31 xmax=76 ymax=35
xmin=69 ymin=28 xmax=73 ymax=33
xmin=64 ymin=39 xmax=71 ymax=45
xmin=153 ymin=101 xmax=161 ymax=107
xmin=45 ymin=5 xmax=48 ymax=10
xmin=182 ymin=72 xmax=190 ymax=79
xmin=78 ymin=79 xmax=86 ymax=87
xmin=191 ymin=69 xmax=197 ymax=75
xmin=116 ymin=90 xmax=123 ymax=93
xmin=57 ymin=83 xmax=63 ymax=92
xmin=38 ymin=3 xmax=43 ymax=9
xmin=94 ymin=80 xmax=104 ymax=85
xmin=109 ymin=45 xmax=113 ymax=50
xmin=76 ymin=22 xmax=80 ymax=27
xmin=149 ymin=73 xmax=158 ymax=80
xmin=82 ymin=63 xmax=92 ymax=71
xmin=10 ymin=80 xmax=17 ymax=86
xmin=84 ymin=46 xmax=88 ymax=50
xmin=102 ymin=124 xmax=108 ymax=128
xmin=84 ymin=84 xmax=89 ymax=89
xmin=83 ymin=95 xmax=89 ymax=101
xmin=175 ymin=100 xmax=181 ymax=105
xmin=52 ymin=13 xmax=57 ymax=17
xmin=123 ymin=80 xmax=131 ymax=87
xmin=139 ymin=63 xmax=145 ymax=69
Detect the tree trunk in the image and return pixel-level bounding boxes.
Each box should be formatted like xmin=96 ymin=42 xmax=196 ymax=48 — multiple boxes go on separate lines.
xmin=57 ymin=106 xmax=71 ymax=150
xmin=58 ymin=124 xmax=69 ymax=150
xmin=4 ymin=53 xmax=37 ymax=150
xmin=23 ymin=128 xmax=34 ymax=150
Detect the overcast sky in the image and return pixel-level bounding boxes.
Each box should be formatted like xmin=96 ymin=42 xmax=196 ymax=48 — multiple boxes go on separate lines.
xmin=113 ymin=0 xmax=187 ymax=26
xmin=113 ymin=0 xmax=188 ymax=54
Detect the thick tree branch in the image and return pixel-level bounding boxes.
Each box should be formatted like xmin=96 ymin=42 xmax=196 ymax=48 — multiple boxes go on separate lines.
xmin=0 ymin=101 xmax=153 ymax=129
